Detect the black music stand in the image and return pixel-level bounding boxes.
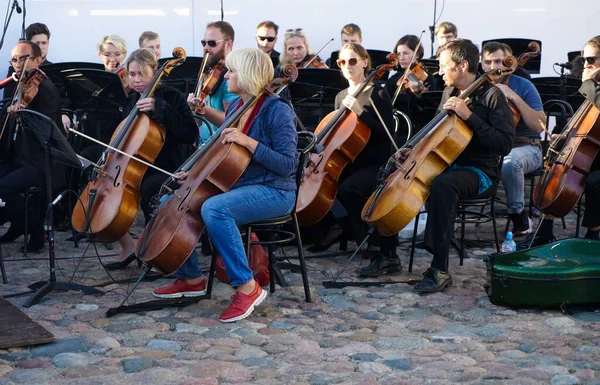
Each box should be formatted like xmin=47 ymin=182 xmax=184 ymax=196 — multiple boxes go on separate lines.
xmin=288 ymin=69 xmax=348 ymax=130
xmin=568 ymin=51 xmax=580 ymax=62
xmin=531 ymin=77 xmax=585 ymax=111
xmin=41 ymin=62 xmax=105 ymax=96
xmin=61 ymin=68 xmax=128 ymax=110
xmin=481 ymin=38 xmax=542 ymax=74
xmin=158 ymin=56 xmax=203 ymax=94
xmin=329 ymin=49 xmax=392 ymax=80
xmin=16 ymin=110 xmax=104 ymax=307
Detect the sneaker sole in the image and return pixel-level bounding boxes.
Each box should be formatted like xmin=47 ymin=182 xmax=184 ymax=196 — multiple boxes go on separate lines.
xmin=219 ymin=289 xmax=267 ymax=323
xmin=414 ymin=278 xmax=453 ymax=294
xmin=152 ymin=289 xmax=206 ymax=299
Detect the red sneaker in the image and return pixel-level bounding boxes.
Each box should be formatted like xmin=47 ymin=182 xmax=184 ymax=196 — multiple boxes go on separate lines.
xmin=152 ymin=278 xmax=207 ymax=298
xmin=219 ymin=282 xmax=267 ymax=323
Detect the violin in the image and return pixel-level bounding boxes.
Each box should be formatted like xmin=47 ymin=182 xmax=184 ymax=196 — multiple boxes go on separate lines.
xmin=193 ymin=58 xmax=226 ymax=115
xmin=115 ymin=64 xmax=132 ymax=94
xmin=396 ymin=61 xmax=429 ymax=92
xmin=135 ymin=65 xmax=298 ymax=274
xmin=301 ymin=54 xmax=328 ymax=69
xmin=296 ymin=54 xmax=398 ymax=226
xmin=71 ymin=48 xmax=187 ymax=242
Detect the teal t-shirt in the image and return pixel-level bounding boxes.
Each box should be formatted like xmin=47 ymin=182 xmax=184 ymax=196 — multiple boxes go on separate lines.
xmin=199 ymin=79 xmax=238 ymax=144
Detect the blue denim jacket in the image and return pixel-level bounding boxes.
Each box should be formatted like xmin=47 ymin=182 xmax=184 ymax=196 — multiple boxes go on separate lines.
xmin=231 ymin=94 xmax=299 ymax=191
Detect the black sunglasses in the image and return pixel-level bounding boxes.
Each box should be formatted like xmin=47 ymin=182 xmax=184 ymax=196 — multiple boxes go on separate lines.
xmin=257 ymin=35 xmax=276 ymax=42
xmin=336 ymin=58 xmax=358 ymax=67
xmin=201 ymin=39 xmax=226 ymax=48
xmin=584 ymin=56 xmax=600 ymax=65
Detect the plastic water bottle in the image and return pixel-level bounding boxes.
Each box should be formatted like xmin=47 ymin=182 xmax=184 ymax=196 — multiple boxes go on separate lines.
xmin=501 ymin=231 xmax=517 ymax=253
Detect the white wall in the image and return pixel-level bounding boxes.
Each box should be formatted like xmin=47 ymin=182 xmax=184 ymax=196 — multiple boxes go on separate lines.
xmin=0 ymin=0 xmax=596 ymax=77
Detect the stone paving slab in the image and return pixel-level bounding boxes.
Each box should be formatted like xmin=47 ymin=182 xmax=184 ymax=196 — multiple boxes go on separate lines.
xmin=0 ymin=210 xmax=599 ymax=385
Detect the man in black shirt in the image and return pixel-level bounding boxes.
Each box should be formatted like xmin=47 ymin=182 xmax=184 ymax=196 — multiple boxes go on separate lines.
xmin=26 ymin=23 xmax=52 ymax=66
xmin=256 ymin=21 xmax=280 ymax=59
xmin=396 ymin=39 xmax=515 ymax=293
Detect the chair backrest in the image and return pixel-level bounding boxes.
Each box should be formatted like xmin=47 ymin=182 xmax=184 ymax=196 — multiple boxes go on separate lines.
xmin=292 ymin=131 xmax=317 ymax=211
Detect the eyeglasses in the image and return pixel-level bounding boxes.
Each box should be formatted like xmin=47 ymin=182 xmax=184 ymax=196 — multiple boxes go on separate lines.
xmin=257 ymin=35 xmax=276 ymax=42
xmin=8 ymin=55 xmax=31 ymax=65
xmin=584 ymin=56 xmax=600 ymax=65
xmin=101 ymin=52 xmax=123 ymax=59
xmin=336 ymin=58 xmax=359 ymax=67
xmin=201 ymin=39 xmax=226 ymax=48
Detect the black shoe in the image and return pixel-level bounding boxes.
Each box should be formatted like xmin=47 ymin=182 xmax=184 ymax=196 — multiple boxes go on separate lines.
xmin=0 ymin=225 xmax=24 ymax=244
xmin=516 ymin=233 xmax=555 ymax=250
xmin=414 ymin=268 xmax=452 ymax=293
xmin=585 ymin=230 xmax=600 ymax=240
xmin=307 ymin=224 xmax=347 ymax=252
xmin=355 ymin=252 xmax=402 ymax=277
xmin=103 ymin=253 xmax=141 ymax=270
xmin=19 ymin=231 xmax=45 ymax=253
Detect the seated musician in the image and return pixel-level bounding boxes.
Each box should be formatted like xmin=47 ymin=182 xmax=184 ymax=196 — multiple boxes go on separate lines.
xmin=187 ymin=21 xmax=238 ymax=145
xmin=431 ymin=22 xmax=457 ymax=59
xmin=521 ymin=35 xmax=600 ymax=247
xmin=299 ymin=43 xmax=398 ymax=276
xmin=98 ymin=34 xmax=127 ymax=73
xmin=26 ymin=23 xmax=52 ymax=66
xmin=279 ymin=29 xmax=328 ymax=69
xmin=139 ymin=31 xmax=162 ymax=60
xmin=395 ymin=39 xmax=514 ymax=292
xmin=386 ymin=34 xmax=439 ymax=145
xmin=104 ymin=48 xmax=198 ymax=269
xmin=256 ymin=21 xmax=280 ymax=59
xmin=481 ymin=41 xmax=545 ymax=236
xmin=0 ymin=41 xmax=63 ymax=251
xmin=153 ymin=48 xmax=298 ymax=323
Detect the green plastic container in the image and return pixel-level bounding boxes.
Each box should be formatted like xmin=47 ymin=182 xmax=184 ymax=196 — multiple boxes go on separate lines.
xmin=486 ymin=238 xmax=600 ymax=309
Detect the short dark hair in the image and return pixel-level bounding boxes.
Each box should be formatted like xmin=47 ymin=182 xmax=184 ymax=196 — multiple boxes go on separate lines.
xmin=256 ymin=20 xmax=279 ymax=34
xmin=482 ymin=41 xmax=512 ymax=57
xmin=17 ymin=40 xmax=42 ymax=58
xmin=393 ymin=35 xmax=424 ymax=60
xmin=138 ymin=31 xmax=159 ymax=47
xmin=438 ymin=38 xmax=479 ymax=74
xmin=207 ymin=21 xmax=235 ymax=42
xmin=25 ymin=23 xmax=50 ymax=41
xmin=435 ymin=22 xmax=457 ymax=37
xmin=341 ymin=23 xmax=362 ymax=39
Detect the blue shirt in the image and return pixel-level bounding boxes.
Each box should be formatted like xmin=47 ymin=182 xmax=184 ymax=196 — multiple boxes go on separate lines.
xmin=507 ymin=75 xmax=543 ymax=138
xmin=199 ymin=78 xmax=238 ymax=144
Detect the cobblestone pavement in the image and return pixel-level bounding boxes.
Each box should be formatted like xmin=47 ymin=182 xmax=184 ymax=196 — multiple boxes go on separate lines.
xmin=0 ymin=210 xmax=599 ymax=385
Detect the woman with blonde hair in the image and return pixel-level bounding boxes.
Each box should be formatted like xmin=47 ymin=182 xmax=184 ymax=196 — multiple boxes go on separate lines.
xmin=97 ymin=34 xmax=128 ymax=72
xmin=153 ymin=48 xmax=298 ymax=323
xmin=279 ymin=28 xmax=327 ymax=70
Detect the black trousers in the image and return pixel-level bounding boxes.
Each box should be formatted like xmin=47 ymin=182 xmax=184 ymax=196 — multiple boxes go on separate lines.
xmin=338 ymin=164 xmax=397 ymax=252
xmin=424 ymin=169 xmax=496 ymax=272
xmin=583 ymin=170 xmax=600 ymax=228
xmin=140 ymin=170 xmax=170 ymax=223
xmin=0 ymin=160 xmax=45 ymax=229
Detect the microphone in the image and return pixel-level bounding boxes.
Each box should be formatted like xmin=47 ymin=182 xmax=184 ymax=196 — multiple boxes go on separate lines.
xmin=13 ymin=0 xmax=22 ymax=14
xmin=555 ymin=62 xmax=574 ymax=70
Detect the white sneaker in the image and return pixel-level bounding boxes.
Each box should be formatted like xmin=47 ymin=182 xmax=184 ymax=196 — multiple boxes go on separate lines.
xmin=513 ymin=217 xmax=533 ymax=237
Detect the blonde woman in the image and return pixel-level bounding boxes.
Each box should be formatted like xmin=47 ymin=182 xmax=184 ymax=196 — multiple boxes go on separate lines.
xmin=153 ymin=48 xmax=298 ymax=323
xmin=97 ymin=34 xmax=128 ymax=72
xmin=279 ymin=28 xmax=327 ymax=70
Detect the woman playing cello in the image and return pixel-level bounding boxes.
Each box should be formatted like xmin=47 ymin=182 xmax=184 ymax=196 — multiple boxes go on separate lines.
xmin=152 ymin=48 xmax=298 ymax=323
xmin=103 ymin=48 xmax=198 ymax=269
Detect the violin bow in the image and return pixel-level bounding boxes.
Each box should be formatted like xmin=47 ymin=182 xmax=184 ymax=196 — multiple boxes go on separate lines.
xmin=303 ymin=38 xmax=334 ymax=68
xmin=392 ymin=30 xmax=426 ymax=105
xmin=0 ymin=56 xmax=31 ymax=140
xmin=369 ymin=95 xmax=399 ymax=152
xmin=194 ymin=53 xmax=210 ymax=97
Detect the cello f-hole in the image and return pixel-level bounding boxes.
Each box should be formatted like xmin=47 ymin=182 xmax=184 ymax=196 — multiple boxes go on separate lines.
xmin=177 ymin=187 xmax=192 ymax=211
xmin=113 ymin=166 xmax=122 ymax=188
xmin=312 ymin=154 xmax=324 ymax=173
xmin=403 ymin=161 xmax=417 ymax=180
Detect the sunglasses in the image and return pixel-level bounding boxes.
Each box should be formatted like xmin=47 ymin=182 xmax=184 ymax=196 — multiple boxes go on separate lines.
xmin=336 ymin=58 xmax=359 ymax=67
xmin=584 ymin=56 xmax=600 ymax=65
xmin=286 ymin=28 xmax=303 ymax=33
xmin=201 ymin=39 xmax=226 ymax=48
xmin=257 ymin=35 xmax=276 ymax=42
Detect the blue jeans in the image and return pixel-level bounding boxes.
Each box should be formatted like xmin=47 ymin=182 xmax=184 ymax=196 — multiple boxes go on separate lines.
xmin=174 ymin=184 xmax=295 ymax=286
xmin=501 ymin=144 xmax=543 ymax=214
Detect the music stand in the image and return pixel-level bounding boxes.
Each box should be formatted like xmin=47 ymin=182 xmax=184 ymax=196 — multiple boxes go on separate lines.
xmin=16 ymin=109 xmax=104 ymax=307
xmin=61 ymin=68 xmax=128 ymax=110
xmin=568 ymin=51 xmax=580 ymax=62
xmin=41 ymin=62 xmax=105 ymax=96
xmin=288 ymin=69 xmax=348 ymax=130
xmin=158 ymin=56 xmax=203 ymax=94
xmin=329 ymin=49 xmax=392 ymax=80
xmin=481 ymin=38 xmax=542 ymax=74
xmin=531 ymin=77 xmax=585 ymax=112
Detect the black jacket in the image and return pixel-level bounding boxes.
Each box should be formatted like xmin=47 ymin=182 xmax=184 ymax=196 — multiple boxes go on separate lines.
xmin=438 ymin=83 xmax=515 ymax=180
xmin=579 ymin=79 xmax=600 ymax=110
xmin=123 ymin=85 xmax=198 ymax=173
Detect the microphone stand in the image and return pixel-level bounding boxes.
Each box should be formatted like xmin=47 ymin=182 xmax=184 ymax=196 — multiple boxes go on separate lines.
xmin=0 ymin=0 xmax=20 ymax=51
xmin=429 ymin=0 xmax=438 ymax=58
xmin=20 ymin=0 xmax=26 ymax=40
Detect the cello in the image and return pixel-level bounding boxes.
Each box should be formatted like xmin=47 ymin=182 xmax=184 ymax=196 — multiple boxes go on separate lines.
xmin=533 ymin=70 xmax=600 ymax=218
xmin=134 ymin=66 xmax=298 ymax=274
xmin=71 ymin=48 xmax=187 ymax=242
xmin=295 ymin=54 xmax=399 ymax=227
xmin=361 ymin=58 xmax=517 ymax=236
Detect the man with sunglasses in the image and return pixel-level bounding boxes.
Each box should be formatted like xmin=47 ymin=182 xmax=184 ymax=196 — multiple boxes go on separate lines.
xmin=519 ymin=35 xmax=600 ymax=249
xmin=256 ymin=21 xmax=279 ymax=59
xmin=187 ymin=21 xmax=237 ymax=145
xmin=0 ymin=40 xmax=63 ymax=251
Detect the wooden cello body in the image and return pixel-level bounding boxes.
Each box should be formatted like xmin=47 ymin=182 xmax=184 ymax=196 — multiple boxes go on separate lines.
xmin=362 ymin=67 xmax=510 ymax=236
xmin=534 ymin=100 xmax=600 ymax=218
xmin=71 ymin=48 xmax=187 ymax=242
xmin=135 ymin=69 xmax=298 ymax=274
xmin=296 ymin=54 xmax=398 ymax=227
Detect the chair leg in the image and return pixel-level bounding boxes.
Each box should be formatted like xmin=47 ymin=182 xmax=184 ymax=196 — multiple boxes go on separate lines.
xmin=0 ymin=243 xmax=7 ymax=284
xmin=504 ymin=216 xmax=510 ymax=235
xmin=293 ymin=213 xmax=311 ymax=303
xmin=459 ymin=206 xmax=466 ymax=266
xmin=575 ymin=197 xmax=583 ymax=238
xmin=409 ymin=212 xmax=420 ymax=273
xmin=268 ymin=244 xmax=277 ymax=293
xmin=491 ymin=199 xmax=500 ymax=253
xmin=528 ymin=176 xmax=535 ymax=218
xmin=206 ymin=238 xmax=218 ymax=298
xmin=23 ymin=193 xmax=31 ymax=258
